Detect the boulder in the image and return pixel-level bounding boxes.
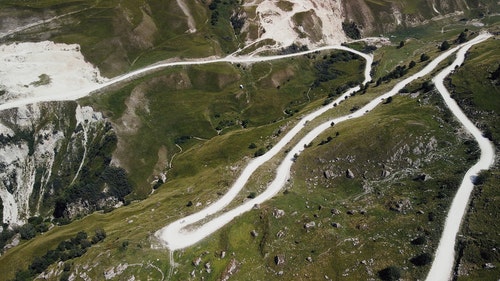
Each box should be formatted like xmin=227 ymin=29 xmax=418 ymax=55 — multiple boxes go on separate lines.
xmin=381 ymin=170 xmax=391 ymax=178
xmin=330 ymin=208 xmax=341 ymax=215
xmin=273 ymin=208 xmax=285 ymax=218
xmin=250 ymin=230 xmax=259 ymax=237
xmin=192 ymin=257 xmax=202 ymax=267
xmin=304 ymin=221 xmax=316 ymax=230
xmin=274 ymin=255 xmax=285 ymax=266
xmin=324 ymin=170 xmax=334 ymax=179
xmin=346 ymin=169 xmax=355 ymax=178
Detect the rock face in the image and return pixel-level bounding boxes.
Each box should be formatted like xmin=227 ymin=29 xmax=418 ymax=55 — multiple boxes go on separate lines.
xmin=0 ymin=103 xmax=127 ymax=226
xmin=342 ymin=0 xmax=498 ymax=36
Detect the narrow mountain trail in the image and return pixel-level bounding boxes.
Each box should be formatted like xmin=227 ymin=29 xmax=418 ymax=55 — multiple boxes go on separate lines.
xmin=426 ymin=34 xmax=495 ymax=281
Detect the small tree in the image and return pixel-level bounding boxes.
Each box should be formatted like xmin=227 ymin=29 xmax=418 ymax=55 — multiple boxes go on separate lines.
xmin=411 ymin=253 xmax=433 ymax=266
xmin=456 ymin=31 xmax=467 ymax=43
xmin=420 ymin=53 xmax=430 ymax=62
xmin=440 ymin=40 xmax=450 ymax=51
xmin=378 ymin=266 xmax=402 ymax=281
xmin=19 ymin=223 xmax=36 ymax=240
xmin=398 ymin=40 xmax=405 ymax=48
xmin=409 ymin=60 xmax=416 ymax=68
xmin=92 ymin=228 xmax=106 ymax=244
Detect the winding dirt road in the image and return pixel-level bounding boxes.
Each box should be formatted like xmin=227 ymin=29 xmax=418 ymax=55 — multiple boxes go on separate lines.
xmin=156 ymin=33 xmax=493 ymax=258
xmin=0 ymin=32 xmax=494 ymax=281
xmin=426 ymin=33 xmax=495 ymax=281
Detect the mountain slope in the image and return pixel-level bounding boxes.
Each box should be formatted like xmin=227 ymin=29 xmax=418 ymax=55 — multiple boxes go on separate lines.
xmin=0 ymin=1 xmax=498 ymax=280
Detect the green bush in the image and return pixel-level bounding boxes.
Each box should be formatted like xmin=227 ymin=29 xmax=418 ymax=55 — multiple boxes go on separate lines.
xmin=411 ymin=253 xmax=433 ymax=266
xmin=378 ymin=266 xmax=402 ymax=281
xmin=440 ymin=40 xmax=450 ymax=51
xmin=342 ymin=21 xmax=361 ymax=39
xmin=19 ymin=223 xmax=36 ymax=240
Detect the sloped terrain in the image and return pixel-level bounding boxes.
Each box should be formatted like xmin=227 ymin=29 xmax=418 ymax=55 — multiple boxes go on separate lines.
xmin=0 ymin=1 xmax=498 ymax=281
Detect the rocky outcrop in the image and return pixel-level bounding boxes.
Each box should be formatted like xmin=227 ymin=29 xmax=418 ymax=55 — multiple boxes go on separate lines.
xmin=273 ymin=208 xmax=285 ymax=218
xmin=274 ymin=255 xmax=285 ymax=266
xmin=346 ymin=169 xmax=355 ymax=178
xmin=342 ymin=0 xmax=498 ymax=36
xmin=0 ymin=103 xmax=125 ymax=226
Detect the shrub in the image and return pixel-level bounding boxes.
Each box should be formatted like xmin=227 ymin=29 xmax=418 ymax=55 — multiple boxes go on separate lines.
xmin=92 ymin=228 xmax=106 ymax=244
xmin=342 ymin=21 xmax=361 ymax=39
xmin=411 ymin=236 xmax=427 ymax=245
xmin=420 ymin=53 xmax=430 ymax=62
xmin=456 ymin=31 xmax=467 ymax=43
xmin=378 ymin=266 xmax=402 ymax=281
xmin=19 ymin=223 xmax=36 ymax=240
xmin=411 ymin=253 xmax=433 ymax=266
xmin=254 ymin=148 xmax=266 ymax=157
xmin=440 ymin=40 xmax=450 ymax=51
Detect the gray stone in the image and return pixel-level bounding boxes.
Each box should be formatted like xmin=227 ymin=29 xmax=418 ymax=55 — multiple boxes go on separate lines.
xmin=193 ymin=257 xmax=202 ymax=267
xmin=346 ymin=169 xmax=355 ymax=178
xmin=330 ymin=208 xmax=341 ymax=215
xmin=274 ymin=255 xmax=285 ymax=266
xmin=324 ymin=170 xmax=334 ymax=179
xmin=273 ymin=208 xmax=285 ymax=218
xmin=304 ymin=221 xmax=316 ymax=229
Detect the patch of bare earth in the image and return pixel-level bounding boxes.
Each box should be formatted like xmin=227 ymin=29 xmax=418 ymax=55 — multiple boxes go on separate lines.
xmin=111 ymin=83 xmax=148 ymax=169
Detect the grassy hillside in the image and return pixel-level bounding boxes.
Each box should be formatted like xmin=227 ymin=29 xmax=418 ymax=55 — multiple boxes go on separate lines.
xmin=82 ymin=50 xmax=365 ymax=198
xmin=1 ymin=29 xmax=498 ymax=280
xmin=448 ymin=37 xmax=500 ymax=280
xmin=0 ymin=2 xmax=499 ymax=281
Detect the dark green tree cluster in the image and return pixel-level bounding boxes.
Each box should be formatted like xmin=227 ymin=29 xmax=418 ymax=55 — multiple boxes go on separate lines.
xmin=52 ymin=127 xmax=133 ymax=220
xmin=439 ymin=40 xmax=450 ymax=51
xmin=378 ymin=266 xmax=402 ymax=281
xmin=277 ymin=43 xmax=309 ymax=55
xmin=456 ymin=31 xmax=468 ymax=44
xmin=342 ymin=21 xmax=361 ymax=39
xmin=13 ymin=229 xmax=105 ymax=281
xmin=410 ymin=252 xmax=433 ymax=266
xmin=208 ymin=0 xmax=240 ymax=26
xmin=376 ymin=65 xmax=408 ymax=86
xmin=208 ymin=0 xmax=221 ymax=25
xmin=53 ymin=165 xmax=133 ymax=219
xmin=488 ymin=64 xmax=500 ymax=85
xmin=0 ymin=225 xmax=15 ymax=250
xmin=230 ymin=13 xmax=245 ymax=34
xmin=174 ymin=135 xmax=191 ymax=144
xmin=313 ymin=52 xmax=358 ymax=88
